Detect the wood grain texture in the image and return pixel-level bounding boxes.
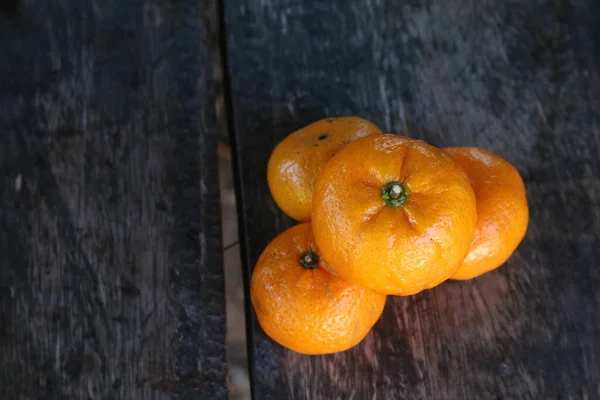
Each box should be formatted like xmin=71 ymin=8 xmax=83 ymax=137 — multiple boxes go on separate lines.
xmin=0 ymin=0 xmax=227 ymax=398
xmin=223 ymin=0 xmax=600 ymax=398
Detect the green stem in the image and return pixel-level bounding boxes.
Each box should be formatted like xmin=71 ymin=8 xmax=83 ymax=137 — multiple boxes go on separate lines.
xmin=381 ymin=181 xmax=407 ymax=207
xmin=299 ymin=247 xmax=319 ymax=269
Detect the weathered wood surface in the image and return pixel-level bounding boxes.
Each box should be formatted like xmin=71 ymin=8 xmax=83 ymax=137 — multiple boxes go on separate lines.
xmin=0 ymin=1 xmax=227 ymax=399
xmin=224 ymin=0 xmax=600 ymax=398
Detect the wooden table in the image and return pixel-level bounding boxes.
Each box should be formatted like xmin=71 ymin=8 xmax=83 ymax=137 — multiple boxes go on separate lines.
xmin=224 ymin=0 xmax=600 ymax=399
xmin=0 ymin=1 xmax=226 ymax=398
xmin=2 ymin=0 xmax=600 ymax=399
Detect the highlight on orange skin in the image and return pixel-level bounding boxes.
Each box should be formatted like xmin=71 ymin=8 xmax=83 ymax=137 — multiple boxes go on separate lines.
xmin=267 ymin=117 xmax=382 ymax=221
xmin=443 ymin=147 xmax=529 ymax=280
xmin=250 ymin=223 xmax=387 ymax=355
xmin=312 ymin=134 xmax=477 ymax=296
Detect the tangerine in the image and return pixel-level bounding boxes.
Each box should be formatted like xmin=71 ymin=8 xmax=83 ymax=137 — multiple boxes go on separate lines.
xmin=312 ymin=134 xmax=477 ymax=295
xmin=267 ymin=117 xmax=381 ymax=221
xmin=443 ymin=147 xmax=529 ymax=280
xmin=251 ymin=223 xmax=387 ymax=354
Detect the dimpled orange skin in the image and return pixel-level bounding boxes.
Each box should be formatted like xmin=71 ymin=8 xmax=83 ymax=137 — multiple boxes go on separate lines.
xmin=312 ymin=134 xmax=477 ymax=296
xmin=250 ymin=223 xmax=387 ymax=355
xmin=443 ymin=147 xmax=529 ymax=280
xmin=267 ymin=117 xmax=382 ymax=221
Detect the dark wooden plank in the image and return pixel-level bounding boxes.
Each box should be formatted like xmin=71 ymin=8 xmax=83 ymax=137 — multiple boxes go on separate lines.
xmin=0 ymin=1 xmax=227 ymax=398
xmin=223 ymin=0 xmax=600 ymax=398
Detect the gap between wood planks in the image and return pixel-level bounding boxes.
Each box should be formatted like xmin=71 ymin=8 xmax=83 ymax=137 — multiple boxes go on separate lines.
xmin=218 ymin=143 xmax=250 ymax=400
xmin=207 ymin=0 xmax=251 ymax=398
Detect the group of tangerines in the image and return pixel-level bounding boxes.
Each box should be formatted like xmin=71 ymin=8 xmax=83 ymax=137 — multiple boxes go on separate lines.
xmin=251 ymin=117 xmax=529 ymax=355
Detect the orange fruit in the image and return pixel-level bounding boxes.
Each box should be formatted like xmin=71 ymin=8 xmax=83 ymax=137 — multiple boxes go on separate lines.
xmin=443 ymin=147 xmax=529 ymax=280
xmin=267 ymin=117 xmax=382 ymax=221
xmin=312 ymin=134 xmax=477 ymax=296
xmin=250 ymin=223 xmax=387 ymax=354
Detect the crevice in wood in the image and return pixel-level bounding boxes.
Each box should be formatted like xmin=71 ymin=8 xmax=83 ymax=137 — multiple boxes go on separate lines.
xmin=215 ymin=0 xmax=254 ymax=398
